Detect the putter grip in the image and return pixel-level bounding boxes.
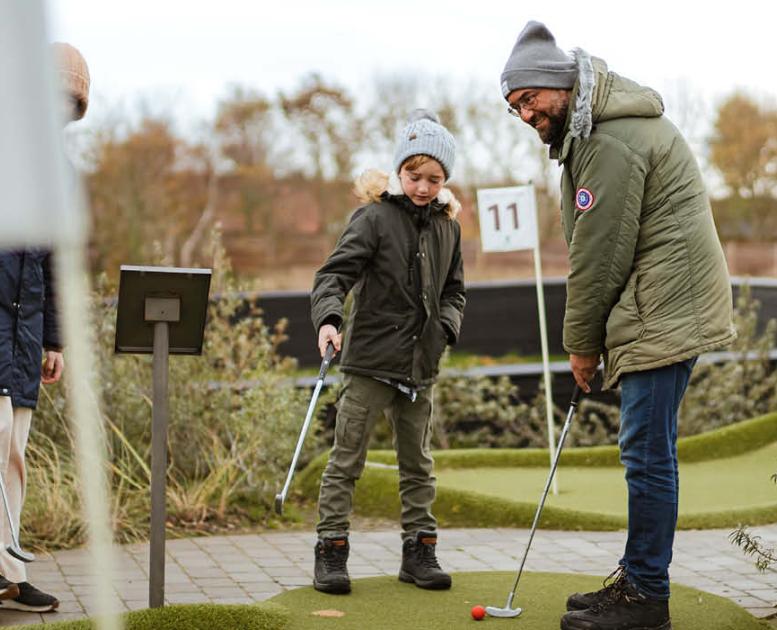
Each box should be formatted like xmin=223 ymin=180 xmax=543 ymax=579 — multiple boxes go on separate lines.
xmin=570 ymin=385 xmax=582 ymax=406
xmin=318 ymin=342 xmax=336 ymax=380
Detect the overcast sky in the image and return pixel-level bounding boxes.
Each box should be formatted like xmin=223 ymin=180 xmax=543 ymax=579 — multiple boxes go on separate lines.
xmin=49 ymin=0 xmax=776 ymax=129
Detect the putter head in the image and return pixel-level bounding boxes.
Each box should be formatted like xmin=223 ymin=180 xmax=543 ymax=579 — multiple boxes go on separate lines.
xmin=274 ymin=493 xmax=284 ymax=515
xmin=485 ymin=605 xmax=522 ymax=619
xmin=7 ymin=545 xmax=34 ymax=563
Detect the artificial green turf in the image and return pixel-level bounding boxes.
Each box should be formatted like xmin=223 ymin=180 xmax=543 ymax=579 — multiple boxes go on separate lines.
xmin=438 ymin=442 xmax=777 ymax=519
xmin=6 ymin=602 xmax=289 ymax=630
xmin=363 ymin=410 xmax=777 ymax=469
xmin=295 ymin=417 xmax=777 ymax=530
xmin=270 ymin=572 xmax=770 ymax=629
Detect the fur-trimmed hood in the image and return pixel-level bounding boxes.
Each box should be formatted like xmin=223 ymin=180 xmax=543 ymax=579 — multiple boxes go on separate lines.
xmin=566 ymin=48 xmax=664 ymax=142
xmin=353 ymin=169 xmax=461 ymax=220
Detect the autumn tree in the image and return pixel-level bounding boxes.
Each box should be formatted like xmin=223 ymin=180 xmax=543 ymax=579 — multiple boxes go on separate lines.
xmin=86 ymin=117 xmax=215 ymax=273
xmin=709 ymin=92 xmax=777 ymax=239
xmin=280 ymin=74 xmax=363 ymax=181
xmin=213 ymin=87 xmax=278 ymax=235
xmin=710 ymin=92 xmax=777 ymax=199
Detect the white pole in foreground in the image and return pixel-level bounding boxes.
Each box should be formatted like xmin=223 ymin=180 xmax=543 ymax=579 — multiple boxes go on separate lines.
xmin=0 ymin=1 xmax=121 ymax=627
xmin=56 ymin=247 xmax=122 ymax=629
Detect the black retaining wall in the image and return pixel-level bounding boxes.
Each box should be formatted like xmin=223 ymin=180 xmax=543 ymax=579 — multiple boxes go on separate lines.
xmin=256 ymin=277 xmax=777 ymax=369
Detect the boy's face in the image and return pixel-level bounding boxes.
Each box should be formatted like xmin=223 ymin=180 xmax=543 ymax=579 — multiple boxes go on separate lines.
xmin=399 ymin=159 xmax=445 ymax=207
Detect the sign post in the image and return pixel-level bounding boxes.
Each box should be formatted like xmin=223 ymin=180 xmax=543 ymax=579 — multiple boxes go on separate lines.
xmin=476 ymin=185 xmax=559 ymax=494
xmin=115 ymin=265 xmax=212 ymax=608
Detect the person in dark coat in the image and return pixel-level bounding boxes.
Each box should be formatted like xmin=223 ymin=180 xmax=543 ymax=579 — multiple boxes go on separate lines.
xmin=309 ymin=109 xmax=465 ymax=595
xmin=0 ymin=42 xmax=89 ymax=614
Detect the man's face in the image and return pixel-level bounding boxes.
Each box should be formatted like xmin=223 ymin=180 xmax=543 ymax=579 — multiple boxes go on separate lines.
xmin=507 ymin=88 xmax=571 ymax=146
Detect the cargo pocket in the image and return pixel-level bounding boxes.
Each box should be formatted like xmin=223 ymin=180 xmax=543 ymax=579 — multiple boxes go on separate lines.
xmin=335 ymin=398 xmax=369 ymax=451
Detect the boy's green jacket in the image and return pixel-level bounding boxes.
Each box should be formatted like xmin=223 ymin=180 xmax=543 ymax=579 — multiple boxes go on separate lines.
xmin=311 ymin=194 xmax=465 ymax=387
xmin=556 ymin=52 xmax=736 ymax=388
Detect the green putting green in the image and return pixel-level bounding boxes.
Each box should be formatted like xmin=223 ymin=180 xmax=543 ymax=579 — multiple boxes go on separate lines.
xmin=437 ymin=441 xmax=777 ymax=518
xmin=270 ymin=572 xmax=770 ymax=629
xmin=296 ymin=411 xmax=777 ymax=530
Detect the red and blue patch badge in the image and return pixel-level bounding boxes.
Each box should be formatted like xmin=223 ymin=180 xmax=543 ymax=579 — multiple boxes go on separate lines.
xmin=575 ymin=188 xmax=595 ymax=211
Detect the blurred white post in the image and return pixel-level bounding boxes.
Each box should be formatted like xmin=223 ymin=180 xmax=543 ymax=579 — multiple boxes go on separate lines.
xmin=0 ymin=1 xmax=121 ymax=628
xmin=476 ymin=185 xmax=558 ymax=494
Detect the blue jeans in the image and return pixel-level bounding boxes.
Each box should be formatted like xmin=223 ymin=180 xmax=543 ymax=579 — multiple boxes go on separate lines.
xmin=618 ymin=358 xmax=697 ymax=600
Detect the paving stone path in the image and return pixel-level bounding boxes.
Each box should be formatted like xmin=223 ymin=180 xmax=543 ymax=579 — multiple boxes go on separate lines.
xmin=2 ymin=525 xmax=776 ymax=626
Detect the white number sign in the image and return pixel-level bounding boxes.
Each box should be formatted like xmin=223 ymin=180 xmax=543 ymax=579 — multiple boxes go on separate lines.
xmin=476 ymin=185 xmax=538 ymax=252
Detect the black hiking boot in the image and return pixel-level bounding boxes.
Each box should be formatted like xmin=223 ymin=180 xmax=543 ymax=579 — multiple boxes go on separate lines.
xmin=560 ymin=577 xmax=671 ymax=630
xmin=313 ymin=536 xmax=351 ymax=594
xmin=567 ymin=565 xmax=629 ymax=611
xmin=398 ymin=531 xmax=452 ymax=590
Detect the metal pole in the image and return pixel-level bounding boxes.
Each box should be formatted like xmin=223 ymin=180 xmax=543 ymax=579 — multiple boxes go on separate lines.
xmin=532 ymin=210 xmax=557 ymax=495
xmin=150 ymin=321 xmax=169 ymax=608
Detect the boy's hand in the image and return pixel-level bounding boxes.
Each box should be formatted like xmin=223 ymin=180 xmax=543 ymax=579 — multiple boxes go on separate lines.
xmin=318 ymin=325 xmax=342 ymax=358
xmin=42 ymin=350 xmax=64 ymax=384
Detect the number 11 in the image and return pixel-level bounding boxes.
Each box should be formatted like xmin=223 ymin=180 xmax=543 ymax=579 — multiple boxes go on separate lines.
xmin=487 ymin=203 xmax=520 ymax=231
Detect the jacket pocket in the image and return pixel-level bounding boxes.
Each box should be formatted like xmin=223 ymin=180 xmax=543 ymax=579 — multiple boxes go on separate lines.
xmin=605 ymin=273 xmax=646 ymax=350
xmin=417 ymin=318 xmax=448 ymax=379
xmin=335 ymin=398 xmax=369 ymax=450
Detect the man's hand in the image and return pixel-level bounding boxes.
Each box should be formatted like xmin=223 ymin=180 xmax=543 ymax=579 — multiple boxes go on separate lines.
xmin=570 ymin=353 xmax=600 ymax=393
xmin=42 ymin=351 xmax=64 ymax=385
xmin=318 ymin=325 xmax=342 ymax=358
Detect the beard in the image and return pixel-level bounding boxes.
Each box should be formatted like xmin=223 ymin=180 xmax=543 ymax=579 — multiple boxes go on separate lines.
xmin=530 ymin=95 xmax=569 ymax=147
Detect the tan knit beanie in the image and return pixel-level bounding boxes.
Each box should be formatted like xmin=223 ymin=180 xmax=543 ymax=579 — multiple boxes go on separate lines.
xmin=52 ymin=42 xmax=90 ymax=120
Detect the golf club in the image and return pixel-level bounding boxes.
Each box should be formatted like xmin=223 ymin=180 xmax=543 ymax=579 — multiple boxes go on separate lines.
xmin=486 ymin=385 xmax=582 ymax=618
xmin=0 ymin=469 xmax=34 ymax=562
xmin=275 ymin=342 xmax=336 ymax=515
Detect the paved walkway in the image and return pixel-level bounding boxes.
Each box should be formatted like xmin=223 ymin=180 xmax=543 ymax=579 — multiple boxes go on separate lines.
xmin=2 ymin=525 xmax=777 ymax=627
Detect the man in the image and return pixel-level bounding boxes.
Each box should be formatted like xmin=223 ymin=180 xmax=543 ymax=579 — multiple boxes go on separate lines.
xmin=0 ymin=42 xmax=90 ymax=614
xmin=500 ymin=21 xmax=736 ymax=630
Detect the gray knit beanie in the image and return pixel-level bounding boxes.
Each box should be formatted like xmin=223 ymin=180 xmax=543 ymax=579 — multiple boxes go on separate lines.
xmin=393 ymin=109 xmax=456 ymax=180
xmin=500 ymin=21 xmax=577 ymax=100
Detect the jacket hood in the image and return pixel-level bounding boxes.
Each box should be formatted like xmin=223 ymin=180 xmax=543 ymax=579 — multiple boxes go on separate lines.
xmin=568 ymin=49 xmax=664 ymax=141
xmin=354 ymin=169 xmax=461 ymax=219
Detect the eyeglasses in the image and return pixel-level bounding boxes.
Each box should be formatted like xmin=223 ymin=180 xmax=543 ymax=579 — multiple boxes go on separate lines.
xmin=507 ymin=91 xmax=539 ymax=118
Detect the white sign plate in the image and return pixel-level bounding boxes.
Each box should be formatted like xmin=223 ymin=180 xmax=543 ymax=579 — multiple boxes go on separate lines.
xmin=476 ymin=185 xmax=538 ymax=252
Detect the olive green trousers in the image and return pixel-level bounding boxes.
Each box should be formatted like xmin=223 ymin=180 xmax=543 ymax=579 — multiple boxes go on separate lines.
xmin=317 ymin=374 xmax=436 ymax=540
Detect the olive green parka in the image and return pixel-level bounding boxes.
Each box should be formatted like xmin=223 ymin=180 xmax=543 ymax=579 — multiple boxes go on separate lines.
xmin=555 ymin=50 xmax=736 ymax=388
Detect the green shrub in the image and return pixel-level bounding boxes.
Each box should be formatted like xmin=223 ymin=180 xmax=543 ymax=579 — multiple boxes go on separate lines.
xmin=680 ymin=284 xmax=777 ymax=436
xmin=432 ymin=374 xmax=546 ymax=448
xmin=26 ymin=233 xmax=311 ymax=549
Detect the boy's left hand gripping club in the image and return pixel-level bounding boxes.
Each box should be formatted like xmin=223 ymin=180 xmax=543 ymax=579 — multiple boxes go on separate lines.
xmin=275 ymin=342 xmax=336 ymax=515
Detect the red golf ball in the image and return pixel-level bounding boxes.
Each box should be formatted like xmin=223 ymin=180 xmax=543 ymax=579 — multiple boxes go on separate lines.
xmin=471 ymin=605 xmax=486 ymax=620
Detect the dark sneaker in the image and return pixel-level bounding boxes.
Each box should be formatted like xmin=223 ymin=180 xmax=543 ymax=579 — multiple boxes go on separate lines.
xmin=560 ymin=578 xmax=671 ymax=630
xmin=0 ymin=575 xmax=19 ymax=601
xmin=0 ymin=582 xmax=59 ymax=612
xmin=398 ymin=531 xmax=452 ymax=590
xmin=313 ymin=536 xmax=351 ymax=594
xmin=567 ymin=565 xmax=628 ymax=611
